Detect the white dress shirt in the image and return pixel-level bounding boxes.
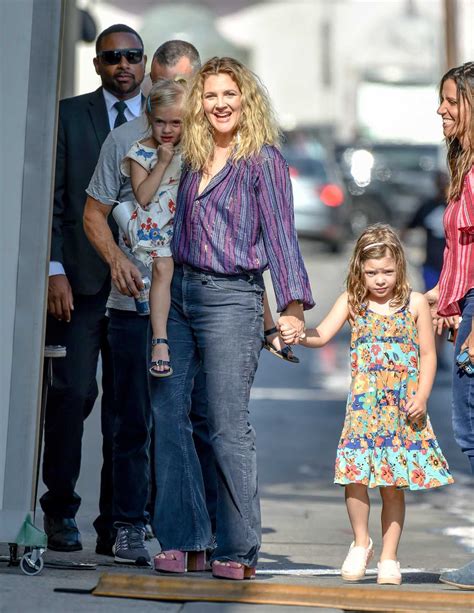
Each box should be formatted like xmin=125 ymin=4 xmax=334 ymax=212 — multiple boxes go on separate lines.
xmin=49 ymin=88 xmax=143 ymax=277
xmin=102 ymin=88 xmax=143 ymax=130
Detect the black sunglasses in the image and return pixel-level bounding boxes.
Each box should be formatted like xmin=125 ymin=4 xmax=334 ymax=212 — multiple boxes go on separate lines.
xmin=97 ymin=48 xmax=144 ymax=65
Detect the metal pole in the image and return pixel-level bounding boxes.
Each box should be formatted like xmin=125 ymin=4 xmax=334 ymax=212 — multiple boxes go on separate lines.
xmin=444 ymin=0 xmax=458 ymax=71
xmin=60 ymin=0 xmax=79 ymax=98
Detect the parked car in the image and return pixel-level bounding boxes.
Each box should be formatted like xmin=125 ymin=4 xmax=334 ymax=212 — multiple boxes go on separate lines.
xmin=282 ymin=138 xmax=350 ymax=252
xmin=335 ymin=142 xmax=443 ymax=234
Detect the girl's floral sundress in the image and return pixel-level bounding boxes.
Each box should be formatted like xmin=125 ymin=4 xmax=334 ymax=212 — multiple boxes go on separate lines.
xmin=121 ymin=140 xmax=181 ymax=268
xmin=334 ymin=303 xmax=454 ymax=490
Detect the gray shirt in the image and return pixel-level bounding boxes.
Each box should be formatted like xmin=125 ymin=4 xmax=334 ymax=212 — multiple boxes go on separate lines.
xmin=86 ymin=115 xmax=151 ymax=311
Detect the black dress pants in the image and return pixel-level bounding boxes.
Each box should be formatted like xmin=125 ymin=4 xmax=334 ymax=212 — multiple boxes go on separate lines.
xmin=107 ymin=308 xmax=151 ymax=526
xmin=40 ymin=280 xmax=114 ymax=538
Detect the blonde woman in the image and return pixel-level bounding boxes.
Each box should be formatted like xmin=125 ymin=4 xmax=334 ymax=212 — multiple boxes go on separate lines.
xmin=151 ymin=57 xmax=314 ymax=580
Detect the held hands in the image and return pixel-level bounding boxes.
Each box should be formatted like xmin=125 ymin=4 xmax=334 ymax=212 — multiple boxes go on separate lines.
xmin=48 ymin=274 xmax=74 ymax=322
xmin=278 ymin=303 xmax=305 ymax=345
xmin=110 ymin=252 xmax=143 ymax=297
xmin=279 ymin=322 xmax=304 ymax=345
xmin=406 ymin=394 xmax=427 ymax=421
xmin=425 ymin=287 xmax=438 ymax=314
xmin=157 ymin=143 xmax=174 ymax=166
xmin=433 ymin=315 xmax=460 ymax=336
xmin=424 ymin=286 xmax=453 ymax=335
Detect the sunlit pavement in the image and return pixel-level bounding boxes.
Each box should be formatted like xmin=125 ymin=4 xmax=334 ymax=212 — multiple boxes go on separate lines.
xmin=0 ymin=241 xmax=472 ymax=612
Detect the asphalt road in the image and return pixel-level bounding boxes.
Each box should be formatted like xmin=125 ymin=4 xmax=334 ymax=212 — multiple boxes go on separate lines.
xmin=1 ymin=240 xmax=472 ymax=612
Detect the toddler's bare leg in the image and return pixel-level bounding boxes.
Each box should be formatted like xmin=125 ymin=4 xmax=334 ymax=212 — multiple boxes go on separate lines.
xmin=150 ymin=257 xmax=174 ymax=372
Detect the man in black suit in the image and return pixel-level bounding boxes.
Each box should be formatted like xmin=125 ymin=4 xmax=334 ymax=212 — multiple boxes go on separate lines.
xmin=42 ymin=24 xmax=147 ymax=556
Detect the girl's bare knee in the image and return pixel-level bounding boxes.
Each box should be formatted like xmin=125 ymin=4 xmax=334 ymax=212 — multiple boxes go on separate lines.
xmin=345 ymin=483 xmax=368 ymax=497
xmin=379 ymin=486 xmax=404 ymax=500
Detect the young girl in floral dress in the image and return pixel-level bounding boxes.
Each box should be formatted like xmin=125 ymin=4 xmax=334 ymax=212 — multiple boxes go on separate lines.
xmin=287 ymin=224 xmax=453 ymax=585
xmin=120 ymin=78 xmax=187 ymax=377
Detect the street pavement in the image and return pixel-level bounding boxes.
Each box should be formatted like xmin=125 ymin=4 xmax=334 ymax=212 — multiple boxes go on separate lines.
xmin=1 ymin=241 xmax=472 ymax=612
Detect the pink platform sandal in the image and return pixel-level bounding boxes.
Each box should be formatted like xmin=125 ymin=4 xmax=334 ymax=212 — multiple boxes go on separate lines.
xmin=154 ymin=550 xmax=206 ymax=573
xmin=212 ymin=560 xmax=256 ymax=580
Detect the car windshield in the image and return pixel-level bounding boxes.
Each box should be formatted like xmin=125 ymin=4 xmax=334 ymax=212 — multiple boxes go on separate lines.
xmin=283 ymin=152 xmax=328 ymax=181
xmin=371 ymin=146 xmax=438 ymax=172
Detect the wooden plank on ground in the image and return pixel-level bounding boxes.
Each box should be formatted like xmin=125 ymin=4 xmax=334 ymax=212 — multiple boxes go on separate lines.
xmin=92 ymin=573 xmax=474 ymax=612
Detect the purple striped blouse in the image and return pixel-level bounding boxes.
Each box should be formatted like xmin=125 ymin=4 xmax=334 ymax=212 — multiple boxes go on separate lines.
xmin=172 ymin=145 xmax=314 ymax=312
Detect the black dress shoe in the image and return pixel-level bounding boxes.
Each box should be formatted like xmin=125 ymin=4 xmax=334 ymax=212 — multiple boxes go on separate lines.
xmin=95 ymin=536 xmax=115 ymax=556
xmin=44 ymin=515 xmax=82 ymax=552
xmin=95 ymin=528 xmax=117 ymax=556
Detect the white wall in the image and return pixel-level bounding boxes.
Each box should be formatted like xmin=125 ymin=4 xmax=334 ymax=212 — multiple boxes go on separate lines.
xmin=74 ymin=0 xmax=474 ymax=134
xmin=218 ymin=1 xmax=336 ymax=129
xmin=75 ymin=1 xmax=140 ymax=96
xmin=218 ymin=0 xmax=472 ymax=141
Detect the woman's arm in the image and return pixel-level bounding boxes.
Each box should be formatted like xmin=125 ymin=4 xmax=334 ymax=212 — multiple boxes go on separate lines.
xmin=424 ymin=282 xmax=451 ymax=335
xmin=256 ymin=150 xmax=314 ymax=314
xmin=282 ymin=292 xmax=349 ymax=348
xmin=424 ymin=282 xmax=439 ymax=318
xmin=406 ymin=292 xmax=437 ymax=420
xmin=130 ymin=145 xmax=174 ymax=207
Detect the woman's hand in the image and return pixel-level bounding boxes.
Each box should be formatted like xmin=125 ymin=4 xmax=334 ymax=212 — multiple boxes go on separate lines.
xmin=278 ymin=301 xmax=305 ymax=344
xmin=406 ymin=394 xmax=427 ymax=421
xmin=432 ymin=315 xmax=459 ymax=336
xmin=460 ymin=323 xmax=474 ymax=363
xmin=444 ymin=314 xmax=461 ymax=336
xmin=279 ymin=322 xmax=300 ymax=345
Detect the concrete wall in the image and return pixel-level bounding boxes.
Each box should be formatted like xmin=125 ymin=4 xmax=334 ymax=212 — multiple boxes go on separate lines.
xmin=0 ymin=0 xmax=62 ymax=539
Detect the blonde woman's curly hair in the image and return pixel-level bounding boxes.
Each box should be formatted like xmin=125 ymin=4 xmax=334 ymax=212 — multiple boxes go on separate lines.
xmin=145 ymin=77 xmax=188 ymax=128
xmin=181 ymin=57 xmax=280 ymax=170
xmin=439 ymin=62 xmax=474 ymax=201
xmin=346 ymin=224 xmax=411 ymax=317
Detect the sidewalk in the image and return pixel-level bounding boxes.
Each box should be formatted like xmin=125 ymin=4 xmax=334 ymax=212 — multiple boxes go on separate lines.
xmin=1 ymin=469 xmax=472 ymax=612
xmin=1 ymin=307 xmax=472 ymax=611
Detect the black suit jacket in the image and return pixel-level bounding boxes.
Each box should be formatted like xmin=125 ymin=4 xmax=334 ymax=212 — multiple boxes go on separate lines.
xmin=51 ymin=87 xmax=116 ymax=295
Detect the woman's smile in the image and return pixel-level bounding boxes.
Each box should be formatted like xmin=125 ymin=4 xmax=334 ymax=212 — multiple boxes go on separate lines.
xmin=202 ymin=73 xmax=242 ymax=142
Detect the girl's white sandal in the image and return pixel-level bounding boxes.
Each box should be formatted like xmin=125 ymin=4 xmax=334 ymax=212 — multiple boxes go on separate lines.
xmin=377 ymin=559 xmax=402 ymax=585
xmin=341 ymin=538 xmax=374 ymax=581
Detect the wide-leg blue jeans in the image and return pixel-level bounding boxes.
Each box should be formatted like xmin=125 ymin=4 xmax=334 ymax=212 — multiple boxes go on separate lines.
xmin=453 ymin=288 xmax=474 ymax=473
xmin=150 ymin=265 xmax=264 ymax=567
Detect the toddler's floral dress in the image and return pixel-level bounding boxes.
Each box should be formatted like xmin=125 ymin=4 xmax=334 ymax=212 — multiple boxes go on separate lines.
xmin=121 ymin=140 xmax=181 ymax=268
xmin=334 ymin=303 xmax=454 ymax=490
